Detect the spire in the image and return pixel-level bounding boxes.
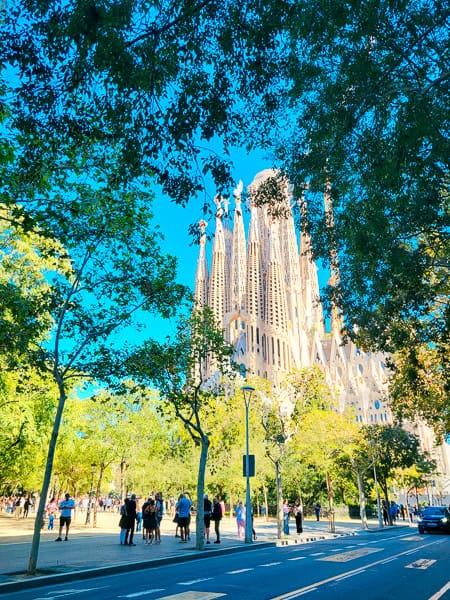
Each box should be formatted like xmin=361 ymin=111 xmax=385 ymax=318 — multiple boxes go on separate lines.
xmin=193 ymin=220 xmax=209 ymax=309
xmin=229 ymin=181 xmax=247 ymax=315
xmin=208 ymin=196 xmax=227 ymax=329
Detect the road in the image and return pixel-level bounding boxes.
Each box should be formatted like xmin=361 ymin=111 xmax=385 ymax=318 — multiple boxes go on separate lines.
xmin=4 ymin=528 xmax=450 ymax=600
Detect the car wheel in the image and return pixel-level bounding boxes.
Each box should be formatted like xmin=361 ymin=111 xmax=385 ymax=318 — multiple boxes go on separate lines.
xmin=418 ymin=526 xmax=424 ymax=534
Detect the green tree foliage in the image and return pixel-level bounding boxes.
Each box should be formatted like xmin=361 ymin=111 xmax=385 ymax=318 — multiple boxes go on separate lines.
xmin=0 ymin=367 xmax=55 ymax=493
xmin=127 ymin=305 xmax=238 ymax=549
xmin=389 ymin=344 xmax=449 ymax=436
xmin=0 ymin=0 xmax=273 ymax=210
xmin=259 ymin=1 xmax=448 ymax=353
xmin=292 ymin=408 xmax=361 ymax=531
xmin=1 ymin=187 xmax=186 ymax=574
xmin=364 ymin=424 xmax=434 ymax=523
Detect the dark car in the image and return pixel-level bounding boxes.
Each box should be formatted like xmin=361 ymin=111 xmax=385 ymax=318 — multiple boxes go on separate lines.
xmin=418 ymin=506 xmax=450 ymax=534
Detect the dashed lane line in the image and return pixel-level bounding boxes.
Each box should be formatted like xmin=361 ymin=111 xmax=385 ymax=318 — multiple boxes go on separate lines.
xmin=226 ymin=568 xmax=254 ymax=575
xmin=119 ymin=591 xmax=165 ymax=598
xmin=178 ymin=579 xmax=213 ymax=586
xmin=153 ymin=593 xmax=225 ymax=600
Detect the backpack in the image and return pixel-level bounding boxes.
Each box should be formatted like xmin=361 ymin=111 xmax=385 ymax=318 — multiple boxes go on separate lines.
xmin=120 ymin=504 xmax=127 ymax=516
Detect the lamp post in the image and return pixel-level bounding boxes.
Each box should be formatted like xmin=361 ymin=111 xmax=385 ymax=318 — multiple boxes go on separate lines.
xmin=369 ymin=442 xmax=383 ymax=528
xmin=242 ymin=385 xmax=255 ymax=544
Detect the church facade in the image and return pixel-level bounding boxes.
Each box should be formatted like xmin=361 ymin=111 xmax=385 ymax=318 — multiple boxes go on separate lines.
xmin=194 ymin=169 xmax=391 ymax=424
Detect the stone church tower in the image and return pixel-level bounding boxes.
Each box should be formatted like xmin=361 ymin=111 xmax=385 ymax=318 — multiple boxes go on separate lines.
xmin=194 ymin=170 xmax=391 ymax=424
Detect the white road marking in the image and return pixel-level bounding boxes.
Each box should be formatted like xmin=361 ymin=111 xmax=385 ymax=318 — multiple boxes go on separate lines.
xmin=227 ymin=568 xmax=253 ymax=574
xmin=428 ymin=581 xmax=450 ymax=600
xmin=261 ymin=562 xmax=282 ymax=567
xmin=336 ymin=570 xmax=366 ymax=581
xmin=379 ymin=558 xmax=397 ymax=565
xmin=119 ymin=590 xmax=165 ymax=598
xmin=178 ymin=578 xmax=213 ymax=586
xmin=33 ymin=588 xmax=108 ymax=600
xmin=154 ymin=593 xmax=225 ymax=600
xmin=406 ymin=558 xmax=437 ymax=570
xmin=288 ymin=557 xmax=306 ymax=561
xmin=321 ymin=547 xmax=381 ymax=562
xmin=270 ymin=538 xmax=441 ymax=600
xmin=310 ymin=552 xmax=325 ymax=556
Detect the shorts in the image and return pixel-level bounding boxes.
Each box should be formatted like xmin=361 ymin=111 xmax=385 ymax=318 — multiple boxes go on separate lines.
xmin=60 ymin=516 xmax=71 ymax=527
xmin=204 ymin=515 xmax=211 ymax=527
xmin=177 ymin=516 xmax=189 ymax=528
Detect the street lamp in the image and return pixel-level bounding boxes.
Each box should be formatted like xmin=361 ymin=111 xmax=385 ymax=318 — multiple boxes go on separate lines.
xmin=242 ymin=385 xmax=255 ymax=544
xmin=369 ymin=442 xmax=383 ymax=528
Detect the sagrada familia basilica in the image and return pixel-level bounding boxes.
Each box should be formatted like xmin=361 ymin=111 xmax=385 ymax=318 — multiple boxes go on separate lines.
xmin=194 ymin=169 xmax=390 ymax=423
xmin=193 ymin=169 xmax=449 ymax=494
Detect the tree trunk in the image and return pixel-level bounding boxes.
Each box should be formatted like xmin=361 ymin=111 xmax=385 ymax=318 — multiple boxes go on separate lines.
xmin=356 ymin=470 xmax=368 ymax=529
xmin=263 ymin=484 xmax=269 ymax=521
xmin=381 ymin=483 xmax=392 ymax=525
xmin=195 ymin=434 xmax=209 ymax=550
xmin=276 ymin=459 xmax=283 ymax=538
xmin=120 ymin=458 xmax=127 ymax=501
xmin=93 ymin=467 xmax=104 ymax=528
xmin=27 ymin=386 xmax=67 ymax=575
xmin=326 ymin=471 xmax=335 ymax=533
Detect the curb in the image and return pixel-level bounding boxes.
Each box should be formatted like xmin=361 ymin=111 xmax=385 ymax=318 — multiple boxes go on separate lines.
xmin=0 ymin=541 xmax=275 ymax=595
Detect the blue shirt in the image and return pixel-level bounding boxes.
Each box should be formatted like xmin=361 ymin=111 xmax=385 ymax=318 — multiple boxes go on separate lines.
xmin=59 ymin=498 xmax=75 ymax=517
xmin=176 ymin=496 xmax=192 ymax=518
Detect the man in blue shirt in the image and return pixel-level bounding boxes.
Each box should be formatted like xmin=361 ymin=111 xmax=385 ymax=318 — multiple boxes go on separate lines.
xmin=176 ymin=493 xmax=192 ymax=543
xmin=55 ymin=493 xmax=75 ymax=541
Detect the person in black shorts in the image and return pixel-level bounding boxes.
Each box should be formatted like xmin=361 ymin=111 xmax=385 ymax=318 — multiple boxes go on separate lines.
xmin=55 ymin=493 xmax=75 ymax=541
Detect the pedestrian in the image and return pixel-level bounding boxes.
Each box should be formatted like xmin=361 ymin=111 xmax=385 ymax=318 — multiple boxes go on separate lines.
xmin=55 ymin=493 xmax=75 ymax=541
xmin=235 ymin=501 xmax=245 ymax=538
xmin=390 ymin=501 xmax=398 ymax=524
xmin=46 ymin=497 xmax=58 ymax=530
xmin=219 ymin=495 xmax=226 ymax=518
xmin=173 ymin=501 xmax=180 ymax=538
xmin=203 ymin=494 xmax=212 ymax=544
xmin=176 ymin=492 xmax=192 ymax=543
xmin=155 ymin=492 xmax=164 ymax=544
xmin=142 ymin=496 xmax=157 ymax=544
xmin=283 ymin=499 xmax=291 ymax=535
xmin=23 ymin=496 xmax=32 ymax=518
xmin=118 ymin=501 xmax=129 ymax=545
xmin=212 ymin=496 xmax=222 ymax=543
xmin=293 ymin=499 xmax=303 ymax=534
xmin=382 ymin=501 xmax=389 ymax=525
xmin=124 ymin=494 xmax=137 ymax=545
xmin=251 ymin=505 xmax=257 ymax=540
xmin=135 ymin=500 xmax=142 ymax=534
xmin=314 ymin=502 xmax=321 ymax=522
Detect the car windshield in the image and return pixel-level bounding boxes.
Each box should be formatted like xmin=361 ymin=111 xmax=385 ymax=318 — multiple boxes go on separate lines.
xmin=423 ymin=507 xmax=446 ymax=517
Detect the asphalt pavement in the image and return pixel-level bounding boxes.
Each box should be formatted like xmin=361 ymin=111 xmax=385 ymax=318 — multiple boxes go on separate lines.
xmin=0 ymin=509 xmax=411 ymax=594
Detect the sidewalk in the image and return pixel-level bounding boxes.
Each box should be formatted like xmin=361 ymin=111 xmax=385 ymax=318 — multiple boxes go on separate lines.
xmin=0 ymin=510 xmax=372 ymax=594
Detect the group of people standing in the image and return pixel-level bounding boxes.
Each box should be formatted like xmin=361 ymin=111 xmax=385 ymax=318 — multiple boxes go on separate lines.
xmin=119 ymin=491 xmax=225 ymax=546
xmin=282 ymin=499 xmax=311 ymax=535
xmin=119 ymin=492 xmax=165 ymax=546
